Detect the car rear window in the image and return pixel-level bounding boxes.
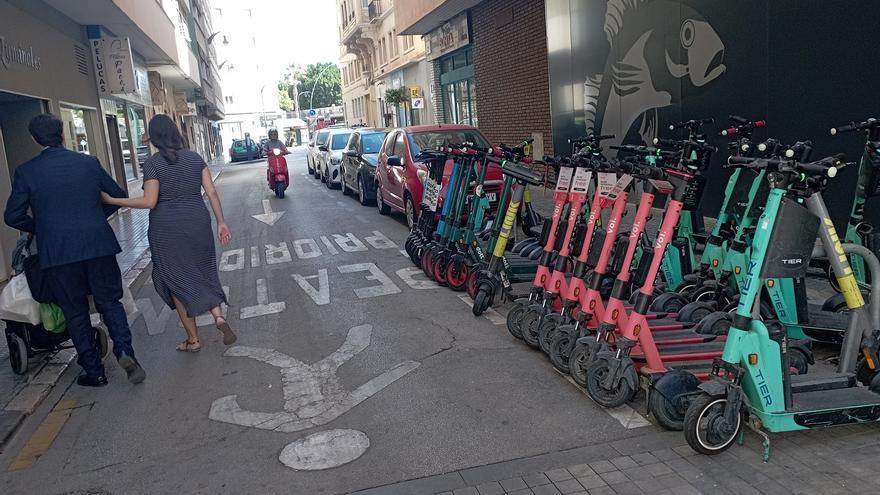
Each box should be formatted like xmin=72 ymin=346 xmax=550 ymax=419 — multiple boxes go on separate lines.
xmin=408 ymin=130 xmax=490 ymax=157
xmin=330 ymin=133 xmax=352 ymax=149
xmin=361 ymin=132 xmax=386 ymax=154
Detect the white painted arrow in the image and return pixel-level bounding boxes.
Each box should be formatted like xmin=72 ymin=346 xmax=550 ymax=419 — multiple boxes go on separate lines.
xmin=252 ymin=199 xmax=285 ymax=226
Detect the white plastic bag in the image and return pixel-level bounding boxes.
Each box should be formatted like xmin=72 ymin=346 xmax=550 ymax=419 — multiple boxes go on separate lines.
xmin=0 ymin=273 xmax=41 ymax=325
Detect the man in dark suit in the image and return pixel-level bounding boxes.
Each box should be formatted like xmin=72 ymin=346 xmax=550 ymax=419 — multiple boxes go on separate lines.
xmin=4 ymin=113 xmax=146 ymax=387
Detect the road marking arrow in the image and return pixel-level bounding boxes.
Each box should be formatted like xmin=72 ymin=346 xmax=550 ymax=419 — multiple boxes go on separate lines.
xmin=252 ymin=199 xmax=285 ymax=226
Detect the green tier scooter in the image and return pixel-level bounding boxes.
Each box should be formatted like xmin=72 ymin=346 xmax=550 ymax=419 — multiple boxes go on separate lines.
xmin=683 ymin=152 xmax=880 ymax=461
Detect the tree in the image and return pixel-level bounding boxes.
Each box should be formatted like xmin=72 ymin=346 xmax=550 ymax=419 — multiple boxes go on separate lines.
xmin=277 ymin=81 xmax=294 ymax=112
xmin=278 ymin=62 xmax=342 ymax=111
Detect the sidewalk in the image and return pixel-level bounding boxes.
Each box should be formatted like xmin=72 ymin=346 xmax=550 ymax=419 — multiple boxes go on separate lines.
xmin=354 ymin=424 xmax=880 ymax=495
xmin=0 ymin=156 xmax=229 ymax=449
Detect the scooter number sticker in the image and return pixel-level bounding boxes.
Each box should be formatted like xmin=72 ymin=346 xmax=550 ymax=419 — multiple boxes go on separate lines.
xmin=555 ymin=167 xmax=575 ymax=193
xmin=571 ymin=168 xmax=592 ymax=193
xmin=598 ymin=172 xmax=617 ymax=197
xmin=486 ymin=192 xmax=497 ymax=202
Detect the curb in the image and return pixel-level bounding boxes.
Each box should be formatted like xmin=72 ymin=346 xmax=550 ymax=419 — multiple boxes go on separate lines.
xmin=0 ymin=167 xmax=225 ymax=450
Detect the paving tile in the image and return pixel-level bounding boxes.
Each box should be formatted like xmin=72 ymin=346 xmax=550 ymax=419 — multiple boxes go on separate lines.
xmin=523 ymin=474 xmax=552 ymax=488
xmin=508 ymin=490 xmax=534 ymax=495
xmin=567 ymin=464 xmax=596 ymax=478
xmin=630 ymin=453 xmax=660 ymax=466
xmin=720 ymin=479 xmax=760 ymax=495
xmin=576 ymin=475 xmax=608 ymax=490
xmin=644 ymin=463 xmax=674 ymax=477
xmin=653 ymin=474 xmax=689 ymax=490
xmin=475 ymin=481 xmax=504 ymax=495
xmin=608 ymin=482 xmax=643 ymax=495
xmin=453 ymin=488 xmax=479 ymax=495
xmin=671 ymin=485 xmax=701 ymax=495
xmin=672 ymin=445 xmax=697 ymax=457
xmin=599 ymin=471 xmax=628 ymax=485
xmin=589 ymin=460 xmax=617 ymax=474
xmin=553 ymin=479 xmax=585 ymax=495
xmin=437 ymin=492 xmax=453 ymax=495
xmin=610 ymin=456 xmax=639 ymax=471
xmin=499 ymin=478 xmax=528 ymax=492
xmin=586 ymin=487 xmax=616 ymax=495
xmin=650 ymin=449 xmax=680 ymax=462
xmin=545 ymin=468 xmax=574 ymax=482
xmin=531 ymin=484 xmax=561 ymax=495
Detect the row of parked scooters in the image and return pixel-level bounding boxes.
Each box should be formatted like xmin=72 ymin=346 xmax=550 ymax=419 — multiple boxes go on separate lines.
xmin=403 ymin=115 xmax=880 ymax=460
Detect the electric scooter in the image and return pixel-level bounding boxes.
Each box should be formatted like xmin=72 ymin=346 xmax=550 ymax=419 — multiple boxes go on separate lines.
xmin=405 ymin=149 xmax=451 ymax=266
xmin=472 ymin=155 xmax=545 ymax=315
xmin=421 ymin=149 xmax=468 ymax=279
xmin=682 ymin=153 xmax=880 ymax=462
xmin=429 ymin=148 xmax=480 ymax=285
xmin=266 ymin=147 xmax=290 ymax=198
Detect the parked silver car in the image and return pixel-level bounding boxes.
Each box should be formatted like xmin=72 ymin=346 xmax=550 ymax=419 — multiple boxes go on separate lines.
xmin=318 ymin=128 xmax=353 ymax=188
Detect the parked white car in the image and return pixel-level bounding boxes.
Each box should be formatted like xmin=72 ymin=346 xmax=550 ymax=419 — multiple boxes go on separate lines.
xmin=318 ymin=128 xmax=353 ymax=188
xmin=307 ymin=129 xmax=331 ymax=177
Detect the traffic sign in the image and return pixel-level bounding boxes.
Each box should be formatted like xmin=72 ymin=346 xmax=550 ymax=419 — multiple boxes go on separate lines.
xmin=309 ymin=109 xmax=317 ymax=117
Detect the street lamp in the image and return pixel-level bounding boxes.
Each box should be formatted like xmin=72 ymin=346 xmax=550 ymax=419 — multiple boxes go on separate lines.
xmin=259 ymin=84 xmax=267 ymax=134
xmin=308 ymin=63 xmax=337 ymax=112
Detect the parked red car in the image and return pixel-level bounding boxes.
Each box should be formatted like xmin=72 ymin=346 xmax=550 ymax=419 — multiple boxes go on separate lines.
xmin=375 ymin=125 xmax=504 ymax=228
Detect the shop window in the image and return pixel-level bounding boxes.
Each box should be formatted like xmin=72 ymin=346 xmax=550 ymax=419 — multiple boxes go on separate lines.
xmin=60 ymin=107 xmax=92 ymax=155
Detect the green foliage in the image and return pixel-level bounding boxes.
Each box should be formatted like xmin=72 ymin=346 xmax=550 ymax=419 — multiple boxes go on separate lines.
xmin=384 ymin=88 xmax=408 ymax=107
xmin=277 ymin=81 xmax=294 ymax=112
xmin=278 ymin=62 xmax=342 ymax=110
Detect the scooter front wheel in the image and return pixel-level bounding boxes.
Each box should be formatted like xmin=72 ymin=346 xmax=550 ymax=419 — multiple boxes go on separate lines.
xmin=549 ymin=325 xmax=577 ymax=373
xmin=683 ymin=394 xmax=742 ymax=456
xmin=570 ymin=339 xmax=606 ymax=388
xmin=432 ymin=252 xmax=450 ymax=286
xmin=585 ymin=356 xmax=638 ymax=407
xmin=538 ymin=317 xmax=560 ymax=355
xmin=473 ymin=286 xmax=492 ymax=316
xmin=506 ymin=302 xmax=528 ymax=339
xmin=467 ymin=268 xmax=483 ymax=299
xmin=446 ymin=257 xmax=470 ymax=292
xmin=521 ymin=310 xmax=543 ymax=349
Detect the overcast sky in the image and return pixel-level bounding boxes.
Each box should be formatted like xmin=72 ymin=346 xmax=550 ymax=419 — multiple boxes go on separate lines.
xmin=254 ymin=0 xmax=341 ymax=73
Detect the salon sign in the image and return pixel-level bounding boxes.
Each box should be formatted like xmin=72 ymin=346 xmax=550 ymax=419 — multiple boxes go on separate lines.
xmin=0 ymin=34 xmax=41 ymax=71
xmin=91 ymin=37 xmax=136 ymax=95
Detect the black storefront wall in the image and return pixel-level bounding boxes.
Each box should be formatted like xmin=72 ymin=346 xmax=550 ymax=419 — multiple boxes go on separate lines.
xmin=546 ymin=0 xmax=880 ymax=228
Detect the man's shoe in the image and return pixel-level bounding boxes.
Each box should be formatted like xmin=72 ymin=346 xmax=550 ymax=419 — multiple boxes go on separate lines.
xmin=118 ymin=354 xmax=146 ymax=384
xmin=77 ymin=374 xmax=108 ymax=387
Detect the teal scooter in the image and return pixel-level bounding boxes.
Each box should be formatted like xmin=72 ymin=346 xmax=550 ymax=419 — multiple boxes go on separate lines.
xmin=683 ymin=152 xmax=880 ymax=461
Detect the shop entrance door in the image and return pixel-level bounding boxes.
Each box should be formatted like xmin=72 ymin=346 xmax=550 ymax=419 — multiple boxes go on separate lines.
xmin=105 ymin=114 xmax=129 ymax=193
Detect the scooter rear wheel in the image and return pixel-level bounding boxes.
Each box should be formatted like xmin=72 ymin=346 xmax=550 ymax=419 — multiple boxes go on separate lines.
xmin=421 ymin=249 xmax=436 ymax=279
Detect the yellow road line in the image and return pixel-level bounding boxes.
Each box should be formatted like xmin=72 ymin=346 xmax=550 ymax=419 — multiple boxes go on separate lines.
xmin=8 ymin=400 xmax=76 ymax=471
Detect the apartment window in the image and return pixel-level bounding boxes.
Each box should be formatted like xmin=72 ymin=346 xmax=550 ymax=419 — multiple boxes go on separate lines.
xmin=403 ymin=35 xmax=414 ymax=51
xmin=390 ymin=30 xmax=398 ymax=58
xmin=381 ymin=37 xmax=387 ymax=65
xmin=225 ymin=95 xmax=234 ymax=104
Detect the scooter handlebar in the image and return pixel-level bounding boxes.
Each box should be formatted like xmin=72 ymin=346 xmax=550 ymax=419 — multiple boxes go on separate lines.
xmin=668 ymin=118 xmax=714 ymax=131
xmin=831 ymin=118 xmax=879 ymax=135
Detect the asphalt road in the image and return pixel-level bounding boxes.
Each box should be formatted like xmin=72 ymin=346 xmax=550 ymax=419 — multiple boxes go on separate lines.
xmin=0 ymin=148 xmax=657 ymax=495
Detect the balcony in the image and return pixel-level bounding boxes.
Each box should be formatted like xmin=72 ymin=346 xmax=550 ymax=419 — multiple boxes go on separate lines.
xmin=340 ymin=1 xmax=370 ymax=44
xmin=368 ymin=0 xmax=383 ymax=22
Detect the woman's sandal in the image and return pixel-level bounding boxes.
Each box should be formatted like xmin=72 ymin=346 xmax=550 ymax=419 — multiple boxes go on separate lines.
xmin=176 ymin=339 xmax=201 ymax=353
xmin=215 ymin=317 xmax=237 ymax=346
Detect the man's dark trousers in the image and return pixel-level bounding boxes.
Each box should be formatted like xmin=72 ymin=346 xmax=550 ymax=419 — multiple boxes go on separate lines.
xmin=45 ymin=256 xmax=134 ymax=377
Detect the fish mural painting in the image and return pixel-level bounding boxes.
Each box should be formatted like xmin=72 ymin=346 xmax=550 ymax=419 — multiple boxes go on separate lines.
xmin=584 ymin=0 xmax=726 ymax=148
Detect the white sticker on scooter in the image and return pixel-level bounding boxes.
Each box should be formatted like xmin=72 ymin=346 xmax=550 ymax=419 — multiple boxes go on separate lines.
xmin=571 ymin=168 xmax=592 ymax=194
xmin=555 ymin=167 xmax=575 ymax=193
xmin=604 ymin=174 xmax=634 ymax=200
xmin=598 ymin=172 xmax=617 ymax=197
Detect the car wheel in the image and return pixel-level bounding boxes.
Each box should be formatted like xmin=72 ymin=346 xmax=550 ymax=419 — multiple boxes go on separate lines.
xmin=377 ymin=187 xmax=391 ymax=215
xmin=359 ymin=176 xmax=370 ymax=206
xmin=404 ymin=194 xmax=417 ymax=230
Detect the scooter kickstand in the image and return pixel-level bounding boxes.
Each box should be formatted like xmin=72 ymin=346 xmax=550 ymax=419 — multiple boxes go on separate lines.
xmin=746 ymin=421 xmax=772 ymax=462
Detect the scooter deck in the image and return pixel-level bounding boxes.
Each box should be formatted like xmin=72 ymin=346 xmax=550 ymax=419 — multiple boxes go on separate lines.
xmin=793 ymin=304 xmax=849 ymax=344
xmin=789 ymin=386 xmax=880 ymax=413
xmin=790 ymin=372 xmax=855 ymax=393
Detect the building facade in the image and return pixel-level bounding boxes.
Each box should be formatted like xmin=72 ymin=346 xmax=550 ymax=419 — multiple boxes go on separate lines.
xmin=396 ymin=0 xmax=553 ymax=156
xmin=0 ymin=0 xmax=222 ymax=281
xmin=212 ymin=0 xmax=281 ymax=144
xmin=337 ymin=0 xmax=435 ymax=129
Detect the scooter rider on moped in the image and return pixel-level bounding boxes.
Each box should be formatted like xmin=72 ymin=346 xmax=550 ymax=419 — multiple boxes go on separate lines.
xmin=265 ymin=129 xmax=288 ymax=155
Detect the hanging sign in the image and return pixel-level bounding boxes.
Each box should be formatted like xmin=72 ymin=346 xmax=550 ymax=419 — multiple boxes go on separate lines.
xmin=91 ymin=37 xmax=136 ymax=95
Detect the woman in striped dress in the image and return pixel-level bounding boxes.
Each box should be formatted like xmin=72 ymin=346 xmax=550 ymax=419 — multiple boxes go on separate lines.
xmin=102 ymin=114 xmax=235 ymax=352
